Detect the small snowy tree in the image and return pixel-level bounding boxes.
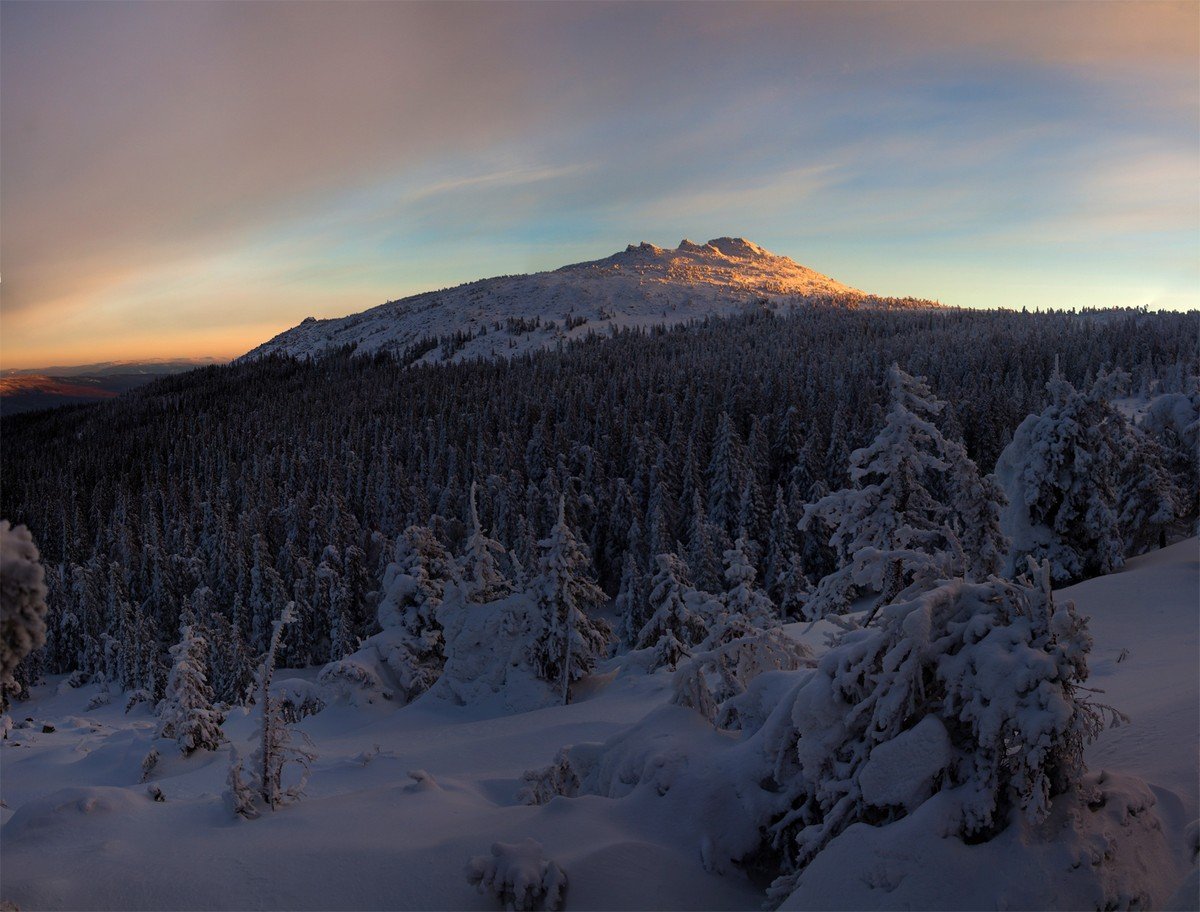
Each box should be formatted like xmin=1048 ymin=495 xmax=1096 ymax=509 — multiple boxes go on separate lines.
xmin=717 ymin=534 xmax=777 ymax=633
xmin=614 ymin=551 xmax=649 ymax=647
xmin=635 ymin=553 xmax=708 ymax=671
xmin=156 ymin=621 xmax=224 ymax=755
xmin=366 ymin=525 xmax=456 ymax=698
xmin=0 ymin=520 xmax=48 ymax=692
xmin=527 ymin=498 xmax=611 ymax=704
xmin=460 ymin=481 xmax=510 ymax=601
xmin=246 ymin=603 xmax=316 ymax=811
xmin=763 ymin=560 xmax=1115 ymax=900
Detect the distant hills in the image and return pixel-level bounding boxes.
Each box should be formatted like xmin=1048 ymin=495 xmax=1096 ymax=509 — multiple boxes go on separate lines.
xmin=0 ymin=358 xmax=220 ymax=415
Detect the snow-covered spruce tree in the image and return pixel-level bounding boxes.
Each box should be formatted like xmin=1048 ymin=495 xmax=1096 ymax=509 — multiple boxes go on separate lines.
xmin=801 ymin=365 xmax=1006 ymax=619
xmin=614 ymin=551 xmax=649 ymax=648
xmin=762 ymin=560 xmax=1114 ymax=901
xmin=156 ymin=620 xmax=224 ymax=755
xmin=1117 ymin=425 xmax=1181 ymax=556
xmin=460 ymin=481 xmax=510 ymax=601
xmin=707 ymin=412 xmax=748 ymax=538
xmin=1139 ymin=387 xmax=1199 ymax=524
xmin=775 ymin=552 xmax=811 ymax=622
xmin=635 ymin=553 xmax=708 ymax=671
xmin=251 ymin=603 xmax=316 ymax=811
xmin=763 ymin=485 xmax=794 ymax=603
xmin=685 ymin=492 xmax=723 ymax=592
xmin=0 ymin=521 xmax=48 ymax=698
xmin=362 ymin=524 xmax=456 ymax=698
xmin=996 ymin=367 xmax=1155 ymax=583
xmin=527 ymin=498 xmax=611 ymax=704
xmin=716 ymin=533 xmax=777 ymax=635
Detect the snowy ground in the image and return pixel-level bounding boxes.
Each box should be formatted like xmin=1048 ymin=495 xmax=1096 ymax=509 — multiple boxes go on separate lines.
xmin=2 ymin=540 xmax=1196 ymax=911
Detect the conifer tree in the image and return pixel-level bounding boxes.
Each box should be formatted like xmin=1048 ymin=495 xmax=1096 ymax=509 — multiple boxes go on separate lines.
xmin=460 ymin=481 xmax=509 ymax=601
xmin=636 ymin=553 xmax=708 ymax=671
xmin=157 ymin=620 xmax=224 ymax=755
xmin=527 ymin=498 xmax=611 ymax=704
xmin=801 ymin=365 xmax=997 ymax=618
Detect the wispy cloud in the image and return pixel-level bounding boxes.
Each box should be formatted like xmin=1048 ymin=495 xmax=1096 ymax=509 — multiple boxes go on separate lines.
xmin=2 ymin=1 xmax=1196 ymax=367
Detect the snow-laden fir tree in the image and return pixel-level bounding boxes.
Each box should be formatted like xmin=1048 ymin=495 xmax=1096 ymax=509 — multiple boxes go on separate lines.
xmin=614 ymin=551 xmax=649 ymax=647
xmin=635 ymin=553 xmax=708 ymax=671
xmin=763 ymin=485 xmax=794 ymax=603
xmin=1139 ymin=387 xmax=1199 ymax=523
xmin=371 ymin=525 xmax=456 ymax=698
xmin=707 ymin=412 xmax=748 ymax=537
xmin=1116 ymin=425 xmax=1180 ymax=556
xmin=460 ymin=481 xmax=510 ymax=601
xmin=716 ymin=533 xmax=777 ymax=634
xmin=527 ymin=498 xmax=611 ymax=704
xmin=762 ymin=559 xmax=1114 ymax=902
xmin=801 ymin=365 xmax=1007 ymax=619
xmin=0 ymin=521 xmax=48 ymax=693
xmin=996 ymin=367 xmax=1163 ymax=583
xmin=685 ymin=492 xmax=723 ymax=591
xmin=156 ymin=619 xmax=224 ymax=755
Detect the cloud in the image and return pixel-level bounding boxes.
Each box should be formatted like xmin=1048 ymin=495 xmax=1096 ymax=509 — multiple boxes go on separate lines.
xmin=2 ymin=1 xmax=1196 ymax=366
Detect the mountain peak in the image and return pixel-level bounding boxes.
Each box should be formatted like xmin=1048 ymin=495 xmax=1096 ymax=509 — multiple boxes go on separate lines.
xmin=242 ymin=237 xmax=913 ymax=365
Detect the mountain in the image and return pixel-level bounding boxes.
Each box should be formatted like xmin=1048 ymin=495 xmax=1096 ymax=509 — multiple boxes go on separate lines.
xmin=0 ymin=358 xmax=220 ymax=416
xmin=243 ymin=237 xmax=922 ymax=364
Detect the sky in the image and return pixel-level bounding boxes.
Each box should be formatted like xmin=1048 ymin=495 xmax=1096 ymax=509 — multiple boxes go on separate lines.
xmin=2 ymin=1 xmax=1197 ymax=369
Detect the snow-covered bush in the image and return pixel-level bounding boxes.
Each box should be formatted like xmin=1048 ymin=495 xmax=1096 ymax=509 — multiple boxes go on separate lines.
xmin=673 ymin=621 xmax=810 ymax=728
xmin=517 ymin=747 xmax=580 ymax=805
xmin=763 ymin=561 xmax=1114 ymax=899
xmin=272 ymin=677 xmax=327 ymax=722
xmin=466 ymin=838 xmax=567 ymax=912
xmin=0 ymin=521 xmax=48 ymax=688
xmin=227 ymin=746 xmax=259 ymax=819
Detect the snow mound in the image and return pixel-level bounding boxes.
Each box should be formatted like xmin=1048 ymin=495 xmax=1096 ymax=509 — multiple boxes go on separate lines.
xmin=780 ymin=771 xmax=1187 ymax=911
xmin=4 ymin=786 xmax=147 ymax=839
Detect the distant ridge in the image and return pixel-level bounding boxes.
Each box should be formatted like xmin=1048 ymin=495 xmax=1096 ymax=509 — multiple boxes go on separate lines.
xmin=242 ymin=237 xmax=931 ymax=365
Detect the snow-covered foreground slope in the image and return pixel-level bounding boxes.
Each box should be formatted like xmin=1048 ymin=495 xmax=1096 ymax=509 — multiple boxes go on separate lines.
xmin=779 ymin=537 xmax=1200 ymax=912
xmin=1 ymin=541 xmax=1196 ymax=911
xmin=241 ymin=237 xmax=901 ymax=365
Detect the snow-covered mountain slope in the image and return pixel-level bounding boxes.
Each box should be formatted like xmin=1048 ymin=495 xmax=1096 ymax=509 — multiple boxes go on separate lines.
xmin=242 ymin=238 xmax=915 ymax=364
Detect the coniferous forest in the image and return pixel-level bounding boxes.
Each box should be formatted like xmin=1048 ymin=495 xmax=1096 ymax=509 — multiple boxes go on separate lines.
xmin=2 ymin=305 xmax=1195 ymax=701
